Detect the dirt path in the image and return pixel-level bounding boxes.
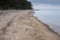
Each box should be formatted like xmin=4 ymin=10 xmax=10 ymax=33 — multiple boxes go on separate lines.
xmin=0 ymin=10 xmax=60 ymax=40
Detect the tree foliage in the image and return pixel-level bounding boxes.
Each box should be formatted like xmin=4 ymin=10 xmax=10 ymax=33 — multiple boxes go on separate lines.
xmin=0 ymin=0 xmax=32 ymax=9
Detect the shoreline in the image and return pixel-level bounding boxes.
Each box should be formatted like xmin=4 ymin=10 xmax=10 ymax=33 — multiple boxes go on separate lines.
xmin=0 ymin=10 xmax=60 ymax=40
xmin=32 ymin=11 xmax=60 ymax=36
xmin=28 ymin=10 xmax=60 ymax=40
xmin=32 ymin=10 xmax=60 ymax=36
xmin=33 ymin=16 xmax=60 ymax=36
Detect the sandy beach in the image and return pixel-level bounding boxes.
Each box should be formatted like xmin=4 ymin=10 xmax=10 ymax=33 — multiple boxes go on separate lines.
xmin=0 ymin=10 xmax=60 ymax=40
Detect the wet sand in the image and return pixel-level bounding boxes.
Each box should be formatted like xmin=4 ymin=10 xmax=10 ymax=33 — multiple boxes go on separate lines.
xmin=0 ymin=10 xmax=60 ymax=40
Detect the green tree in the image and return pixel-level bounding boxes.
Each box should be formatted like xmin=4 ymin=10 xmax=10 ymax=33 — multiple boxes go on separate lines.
xmin=0 ymin=0 xmax=32 ymax=9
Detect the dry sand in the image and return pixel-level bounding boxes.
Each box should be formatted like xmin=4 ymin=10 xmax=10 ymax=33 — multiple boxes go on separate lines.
xmin=0 ymin=10 xmax=60 ymax=40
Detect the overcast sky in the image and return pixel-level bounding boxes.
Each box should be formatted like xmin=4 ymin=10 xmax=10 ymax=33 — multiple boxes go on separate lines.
xmin=28 ymin=0 xmax=60 ymax=5
xmin=28 ymin=0 xmax=60 ymax=9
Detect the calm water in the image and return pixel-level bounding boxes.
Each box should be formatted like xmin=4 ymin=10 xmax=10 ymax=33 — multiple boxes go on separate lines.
xmin=34 ymin=9 xmax=60 ymax=35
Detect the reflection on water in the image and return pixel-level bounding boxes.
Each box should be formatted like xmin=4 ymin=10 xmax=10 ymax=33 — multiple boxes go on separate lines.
xmin=33 ymin=9 xmax=60 ymax=35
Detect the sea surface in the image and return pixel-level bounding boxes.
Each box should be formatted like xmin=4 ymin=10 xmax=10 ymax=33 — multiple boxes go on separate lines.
xmin=33 ymin=9 xmax=60 ymax=35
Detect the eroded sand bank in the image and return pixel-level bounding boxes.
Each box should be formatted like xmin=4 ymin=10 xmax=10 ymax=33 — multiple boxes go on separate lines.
xmin=0 ymin=10 xmax=60 ymax=40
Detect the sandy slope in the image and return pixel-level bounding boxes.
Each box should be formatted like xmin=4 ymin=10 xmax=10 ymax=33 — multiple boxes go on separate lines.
xmin=0 ymin=10 xmax=60 ymax=40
